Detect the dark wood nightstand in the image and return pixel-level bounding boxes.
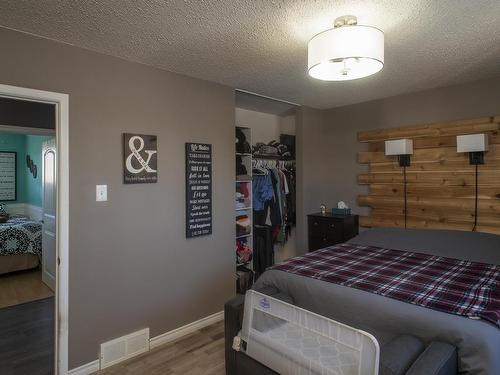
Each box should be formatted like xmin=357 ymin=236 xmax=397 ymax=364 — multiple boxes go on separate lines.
xmin=307 ymin=213 xmax=359 ymax=251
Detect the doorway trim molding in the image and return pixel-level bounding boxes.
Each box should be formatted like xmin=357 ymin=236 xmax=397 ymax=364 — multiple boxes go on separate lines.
xmin=0 ymin=84 xmax=69 ymax=374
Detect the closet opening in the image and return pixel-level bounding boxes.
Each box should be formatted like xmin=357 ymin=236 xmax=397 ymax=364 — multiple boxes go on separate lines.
xmin=234 ymin=90 xmax=298 ymax=294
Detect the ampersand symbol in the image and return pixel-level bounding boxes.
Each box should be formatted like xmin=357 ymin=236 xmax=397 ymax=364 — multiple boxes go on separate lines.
xmin=126 ymin=136 xmax=157 ymax=174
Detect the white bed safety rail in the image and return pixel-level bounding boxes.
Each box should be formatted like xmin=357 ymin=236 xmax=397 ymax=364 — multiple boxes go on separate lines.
xmin=237 ymin=290 xmax=380 ymax=375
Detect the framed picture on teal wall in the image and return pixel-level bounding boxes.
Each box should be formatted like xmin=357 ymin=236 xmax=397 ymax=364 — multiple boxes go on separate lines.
xmin=0 ymin=151 xmax=16 ymax=201
xmin=26 ymin=154 xmax=38 ymax=178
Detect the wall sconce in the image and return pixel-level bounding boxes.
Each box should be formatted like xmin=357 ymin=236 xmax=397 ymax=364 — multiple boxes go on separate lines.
xmin=456 ymin=133 xmax=488 ymax=231
xmin=385 ymin=139 xmax=414 ymax=228
xmin=385 ymin=139 xmax=413 ymax=167
xmin=456 ymin=133 xmax=488 ymax=165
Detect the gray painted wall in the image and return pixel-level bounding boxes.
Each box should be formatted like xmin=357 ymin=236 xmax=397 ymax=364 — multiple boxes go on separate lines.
xmin=314 ymin=77 xmax=500 ymax=220
xmin=295 ymin=106 xmax=327 ymax=253
xmin=0 ymin=28 xmax=235 ymax=368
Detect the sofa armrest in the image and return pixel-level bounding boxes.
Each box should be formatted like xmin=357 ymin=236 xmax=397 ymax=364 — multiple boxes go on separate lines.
xmin=380 ymin=335 xmax=425 ymax=375
xmin=405 ymin=342 xmax=457 ymax=375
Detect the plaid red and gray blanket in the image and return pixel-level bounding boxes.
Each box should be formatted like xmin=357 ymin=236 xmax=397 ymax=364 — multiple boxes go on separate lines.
xmin=272 ymin=243 xmax=500 ymax=327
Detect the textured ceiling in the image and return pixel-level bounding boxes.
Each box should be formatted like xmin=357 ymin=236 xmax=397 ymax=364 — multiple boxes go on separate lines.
xmin=1 ymin=0 xmax=500 ymax=109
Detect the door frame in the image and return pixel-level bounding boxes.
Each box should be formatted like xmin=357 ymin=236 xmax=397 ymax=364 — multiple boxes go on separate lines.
xmin=41 ymin=138 xmax=57 ymax=291
xmin=0 ymin=84 xmax=69 ymax=374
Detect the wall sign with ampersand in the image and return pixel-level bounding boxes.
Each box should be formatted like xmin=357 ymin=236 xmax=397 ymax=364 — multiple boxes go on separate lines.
xmin=123 ymin=133 xmax=158 ymax=184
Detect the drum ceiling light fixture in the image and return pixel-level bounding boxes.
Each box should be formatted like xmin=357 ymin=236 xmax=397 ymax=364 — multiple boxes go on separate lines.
xmin=308 ymin=15 xmax=384 ymax=81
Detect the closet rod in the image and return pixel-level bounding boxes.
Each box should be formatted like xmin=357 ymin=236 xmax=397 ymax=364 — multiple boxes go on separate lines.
xmin=253 ymin=155 xmax=295 ymax=161
xmin=235 ymin=89 xmax=300 ymax=107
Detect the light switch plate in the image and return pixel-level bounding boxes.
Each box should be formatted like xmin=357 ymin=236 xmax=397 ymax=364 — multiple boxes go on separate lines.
xmin=96 ymin=185 xmax=107 ymax=202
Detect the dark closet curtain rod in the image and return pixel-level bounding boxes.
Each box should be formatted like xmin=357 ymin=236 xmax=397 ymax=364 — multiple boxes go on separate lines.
xmin=252 ymin=154 xmax=295 ymax=161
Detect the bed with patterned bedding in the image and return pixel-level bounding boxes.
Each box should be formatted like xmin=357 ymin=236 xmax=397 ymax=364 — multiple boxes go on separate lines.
xmin=0 ymin=216 xmax=42 ymax=274
xmin=272 ymin=242 xmax=500 ymax=327
xmin=255 ymin=228 xmax=500 ymax=374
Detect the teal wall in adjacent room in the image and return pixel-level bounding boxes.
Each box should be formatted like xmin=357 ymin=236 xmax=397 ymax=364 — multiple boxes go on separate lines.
xmin=0 ymin=133 xmax=54 ymax=206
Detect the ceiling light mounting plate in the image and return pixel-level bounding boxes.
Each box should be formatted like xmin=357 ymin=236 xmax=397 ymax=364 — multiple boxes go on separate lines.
xmin=334 ymin=15 xmax=358 ymax=28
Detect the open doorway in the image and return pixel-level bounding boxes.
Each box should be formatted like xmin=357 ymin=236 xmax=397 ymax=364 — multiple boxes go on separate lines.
xmin=0 ymin=101 xmax=56 ymax=374
xmin=0 ymin=85 xmax=69 ymax=375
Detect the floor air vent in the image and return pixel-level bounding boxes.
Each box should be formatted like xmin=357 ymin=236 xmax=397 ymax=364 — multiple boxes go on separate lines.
xmin=100 ymin=328 xmax=150 ymax=369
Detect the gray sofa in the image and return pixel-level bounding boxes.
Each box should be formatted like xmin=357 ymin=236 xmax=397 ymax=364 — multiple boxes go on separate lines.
xmin=225 ymin=288 xmax=458 ymax=375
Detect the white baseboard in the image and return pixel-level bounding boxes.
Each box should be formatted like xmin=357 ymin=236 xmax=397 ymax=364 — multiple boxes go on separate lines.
xmin=68 ymin=311 xmax=224 ymax=374
xmin=68 ymin=360 xmax=100 ymax=375
xmin=150 ymin=311 xmax=224 ymax=349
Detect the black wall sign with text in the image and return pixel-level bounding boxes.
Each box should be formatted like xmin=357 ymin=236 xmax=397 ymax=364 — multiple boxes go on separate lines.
xmin=123 ymin=133 xmax=158 ymax=184
xmin=185 ymin=143 xmax=212 ymax=238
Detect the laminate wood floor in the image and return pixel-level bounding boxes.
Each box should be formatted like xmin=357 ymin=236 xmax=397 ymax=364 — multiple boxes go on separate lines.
xmin=0 ymin=268 xmax=54 ymax=309
xmin=0 ymin=297 xmax=54 ymax=375
xmin=97 ymin=320 xmax=225 ymax=375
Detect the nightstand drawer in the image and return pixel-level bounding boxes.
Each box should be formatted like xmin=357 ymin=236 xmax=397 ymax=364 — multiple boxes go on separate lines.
xmin=307 ymin=213 xmax=359 ymax=252
xmin=308 ymin=217 xmax=340 ymax=236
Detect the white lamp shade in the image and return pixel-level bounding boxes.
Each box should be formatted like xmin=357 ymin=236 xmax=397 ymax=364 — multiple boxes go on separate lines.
xmin=308 ymin=25 xmax=384 ymax=81
xmin=385 ymin=139 xmax=413 ymax=156
xmin=457 ymin=134 xmax=489 ymax=153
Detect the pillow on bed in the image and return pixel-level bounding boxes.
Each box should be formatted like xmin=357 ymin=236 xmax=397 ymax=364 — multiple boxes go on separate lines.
xmin=348 ymin=227 xmax=500 ymax=266
xmin=0 ymin=204 xmax=9 ymax=222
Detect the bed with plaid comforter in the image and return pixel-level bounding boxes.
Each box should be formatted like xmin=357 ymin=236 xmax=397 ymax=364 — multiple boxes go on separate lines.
xmin=255 ymin=228 xmax=500 ymax=374
xmin=272 ymin=242 xmax=500 ymax=327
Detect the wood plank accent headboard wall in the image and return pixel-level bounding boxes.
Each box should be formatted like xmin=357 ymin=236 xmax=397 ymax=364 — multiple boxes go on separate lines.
xmin=357 ymin=116 xmax=500 ymax=235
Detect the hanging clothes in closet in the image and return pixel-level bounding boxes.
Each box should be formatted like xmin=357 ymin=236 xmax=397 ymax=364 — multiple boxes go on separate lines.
xmin=253 ymin=225 xmax=273 ymax=280
xmin=252 ymin=158 xmax=296 ymax=245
